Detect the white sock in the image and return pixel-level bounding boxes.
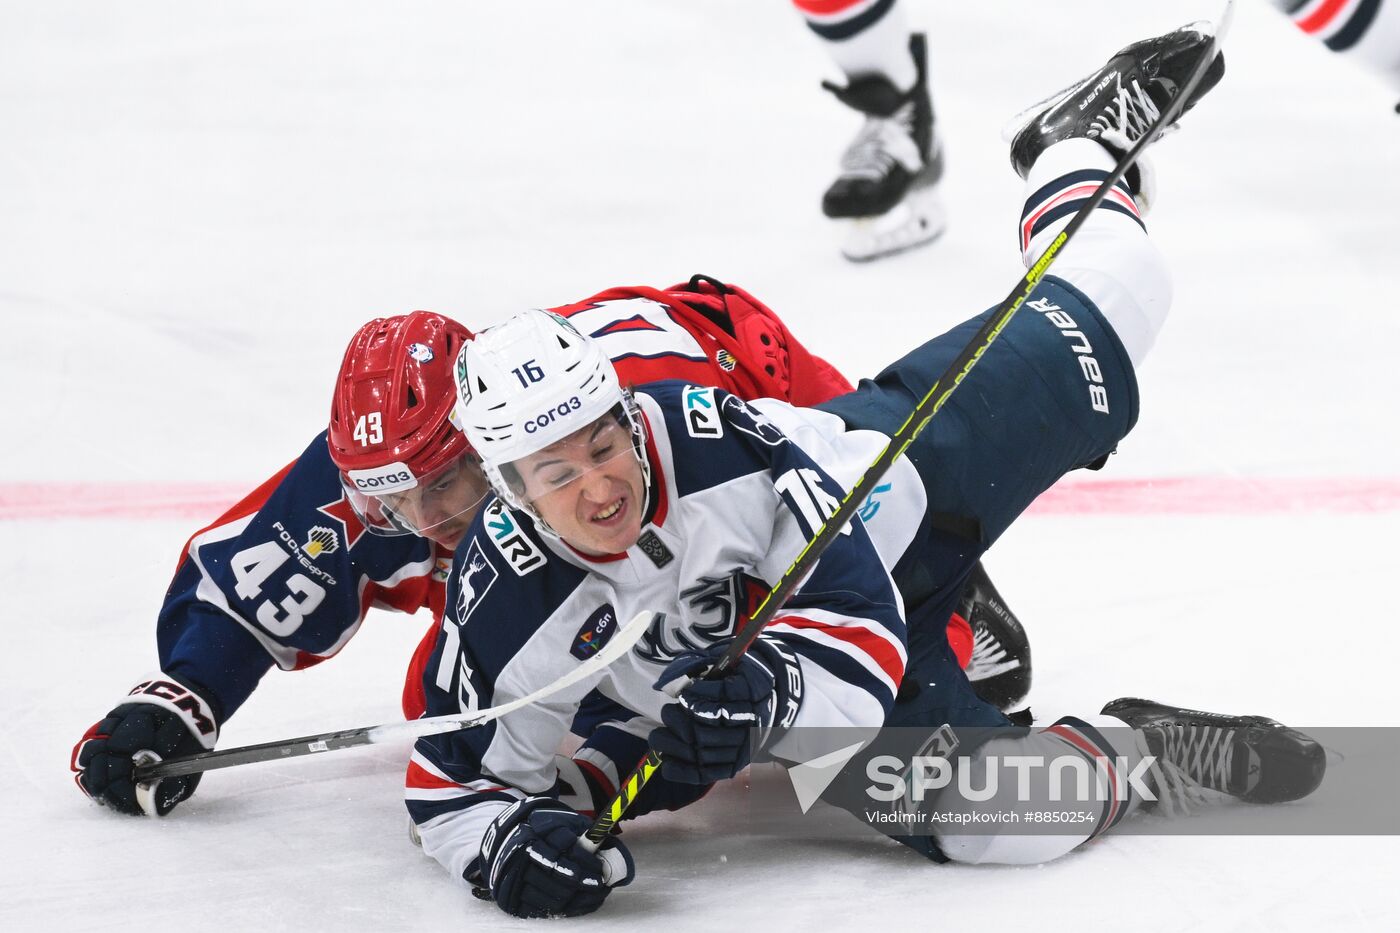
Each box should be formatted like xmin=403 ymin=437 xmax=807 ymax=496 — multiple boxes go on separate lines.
xmin=1018 ymin=139 xmax=1172 ymax=366
xmin=793 ymin=0 xmax=917 ymax=90
xmin=1276 ymin=0 xmax=1400 ymax=92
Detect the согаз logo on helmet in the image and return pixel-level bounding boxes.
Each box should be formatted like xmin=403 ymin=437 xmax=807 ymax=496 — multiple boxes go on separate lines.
xmin=523 ymin=397 xmax=583 ymax=434
xmin=354 ymin=469 xmax=413 ymax=490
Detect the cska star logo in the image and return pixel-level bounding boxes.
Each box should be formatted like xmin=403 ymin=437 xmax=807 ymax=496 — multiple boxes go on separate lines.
xmin=317 ymin=493 xmax=367 ymax=549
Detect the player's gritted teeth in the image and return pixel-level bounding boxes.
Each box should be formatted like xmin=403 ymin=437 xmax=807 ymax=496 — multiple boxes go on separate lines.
xmin=592 ymin=498 xmax=624 ymax=523
xmin=575 ymin=481 xmax=638 ymax=552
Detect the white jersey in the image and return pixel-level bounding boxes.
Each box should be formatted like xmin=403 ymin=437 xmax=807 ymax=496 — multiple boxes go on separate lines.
xmin=406 ymin=380 xmax=927 ymax=884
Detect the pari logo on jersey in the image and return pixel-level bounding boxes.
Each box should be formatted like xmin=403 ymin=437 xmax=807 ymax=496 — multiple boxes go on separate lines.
xmin=302 ymin=526 xmax=340 ymax=559
xmin=1026 ymin=296 xmax=1110 ymax=414
xmin=455 ymin=540 xmax=499 ymax=623
xmin=483 ymin=499 xmax=545 ymax=576
xmin=571 ymin=604 xmax=618 ymax=660
xmin=683 ymin=385 xmax=723 ymax=440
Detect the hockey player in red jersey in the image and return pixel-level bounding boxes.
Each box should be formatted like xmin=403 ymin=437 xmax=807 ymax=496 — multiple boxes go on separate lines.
xmin=70 ymin=275 xmax=1030 ymax=818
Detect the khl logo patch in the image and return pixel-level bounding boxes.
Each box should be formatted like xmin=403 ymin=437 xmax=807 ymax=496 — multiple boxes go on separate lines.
xmin=637 ymin=529 xmax=674 ymax=568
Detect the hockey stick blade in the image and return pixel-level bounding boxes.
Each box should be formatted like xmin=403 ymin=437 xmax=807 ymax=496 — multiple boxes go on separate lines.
xmin=582 ymin=5 xmax=1234 ymax=849
xmin=134 ymin=609 xmax=657 ymax=783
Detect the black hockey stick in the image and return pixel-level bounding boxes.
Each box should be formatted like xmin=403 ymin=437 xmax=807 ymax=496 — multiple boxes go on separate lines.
xmin=132 ymin=609 xmax=658 ymax=785
xmin=582 ymin=6 xmax=1235 ymax=850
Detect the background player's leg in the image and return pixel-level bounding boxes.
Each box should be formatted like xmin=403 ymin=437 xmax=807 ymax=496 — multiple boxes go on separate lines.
xmin=792 ymin=0 xmax=945 ymax=260
xmin=1272 ymin=0 xmax=1400 ymax=108
xmin=794 ymin=0 xmax=916 ymax=88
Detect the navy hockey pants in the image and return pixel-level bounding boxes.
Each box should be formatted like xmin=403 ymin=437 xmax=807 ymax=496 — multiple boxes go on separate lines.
xmin=819 ymin=275 xmax=1140 ymax=732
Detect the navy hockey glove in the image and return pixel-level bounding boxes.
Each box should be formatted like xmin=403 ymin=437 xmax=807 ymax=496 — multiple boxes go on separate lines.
xmin=479 ymin=797 xmax=635 ymax=919
xmin=71 ymin=674 xmax=219 ymax=817
xmin=648 ymin=635 xmax=803 ymax=784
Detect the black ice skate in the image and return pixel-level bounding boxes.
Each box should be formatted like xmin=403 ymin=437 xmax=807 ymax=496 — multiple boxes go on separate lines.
xmin=1102 ymin=697 xmax=1326 ymax=813
xmin=821 ymin=34 xmax=946 ymax=262
xmin=959 ymin=562 xmax=1032 ymax=713
xmin=1007 ymin=24 xmax=1226 ymax=204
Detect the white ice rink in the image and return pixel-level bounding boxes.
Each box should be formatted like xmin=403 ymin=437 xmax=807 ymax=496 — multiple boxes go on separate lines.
xmin=4 ymin=1 xmax=1399 ymax=930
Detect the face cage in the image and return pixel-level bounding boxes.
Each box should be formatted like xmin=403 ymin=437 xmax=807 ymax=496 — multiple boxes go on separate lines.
xmin=481 ymin=391 xmax=650 ymax=539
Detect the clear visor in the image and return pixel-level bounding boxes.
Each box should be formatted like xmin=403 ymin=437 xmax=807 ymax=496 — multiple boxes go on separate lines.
xmin=342 ymin=449 xmax=491 ymax=547
xmin=499 ymin=406 xmax=643 ymax=513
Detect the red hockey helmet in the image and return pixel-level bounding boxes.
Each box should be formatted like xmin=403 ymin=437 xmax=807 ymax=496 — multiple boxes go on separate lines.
xmin=328 ymin=312 xmax=489 ymax=547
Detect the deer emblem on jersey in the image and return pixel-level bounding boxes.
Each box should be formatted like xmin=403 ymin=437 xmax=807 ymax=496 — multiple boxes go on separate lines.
xmin=454 ymin=541 xmax=499 ymax=624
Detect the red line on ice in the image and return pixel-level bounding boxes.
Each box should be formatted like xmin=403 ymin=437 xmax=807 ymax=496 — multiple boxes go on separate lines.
xmin=3 ymin=477 xmax=1400 ymax=522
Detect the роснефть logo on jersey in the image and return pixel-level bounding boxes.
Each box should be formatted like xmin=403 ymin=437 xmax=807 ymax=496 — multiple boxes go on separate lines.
xmin=302 ymin=526 xmax=340 ymax=559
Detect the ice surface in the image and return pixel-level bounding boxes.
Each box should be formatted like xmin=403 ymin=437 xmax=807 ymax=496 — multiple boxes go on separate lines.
xmin=3 ymin=1 xmax=1398 ymax=930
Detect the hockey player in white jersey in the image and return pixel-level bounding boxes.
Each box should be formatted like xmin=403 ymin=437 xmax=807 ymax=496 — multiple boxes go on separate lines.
xmin=408 ymin=25 xmax=1324 ymax=920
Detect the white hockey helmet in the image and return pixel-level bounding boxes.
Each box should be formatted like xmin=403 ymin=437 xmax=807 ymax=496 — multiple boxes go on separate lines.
xmin=453 ymin=309 xmax=647 ymax=523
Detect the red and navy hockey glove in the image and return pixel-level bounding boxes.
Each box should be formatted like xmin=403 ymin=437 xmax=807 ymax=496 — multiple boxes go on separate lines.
xmin=648 ymin=635 xmax=803 ymax=784
xmin=71 ymin=674 xmax=218 ymax=817
xmin=479 ymin=797 xmax=634 ymax=919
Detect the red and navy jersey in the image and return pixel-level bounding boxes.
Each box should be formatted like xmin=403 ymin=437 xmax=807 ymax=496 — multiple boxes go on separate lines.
xmin=155 ymin=278 xmax=854 ymax=724
xmin=551 ymin=277 xmax=852 ymax=408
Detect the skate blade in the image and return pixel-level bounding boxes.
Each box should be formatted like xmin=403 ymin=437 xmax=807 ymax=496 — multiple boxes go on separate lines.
xmin=839 ymin=186 xmax=947 ymax=263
